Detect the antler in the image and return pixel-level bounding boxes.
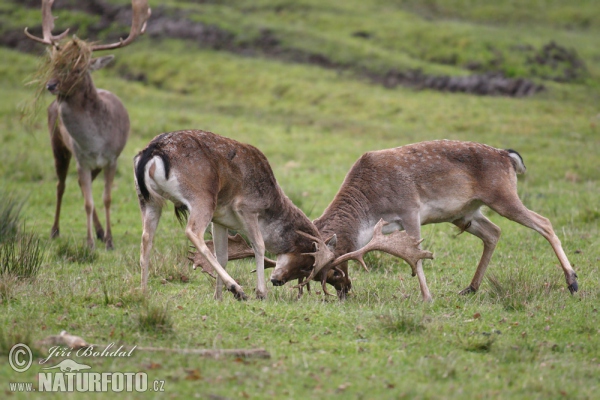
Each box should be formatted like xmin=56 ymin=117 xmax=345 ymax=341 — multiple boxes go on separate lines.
xmin=295 ymin=230 xmax=336 ymax=284
xmin=307 ymin=219 xmax=434 ymax=292
xmin=90 ymin=0 xmax=151 ymax=51
xmin=188 ymin=234 xmax=276 ymax=277
xmin=329 ymin=219 xmax=434 ymax=273
xmin=24 ymin=0 xmax=70 ymax=46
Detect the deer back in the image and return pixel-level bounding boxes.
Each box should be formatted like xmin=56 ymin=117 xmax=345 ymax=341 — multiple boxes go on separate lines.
xmin=316 ymin=140 xmax=525 ymax=253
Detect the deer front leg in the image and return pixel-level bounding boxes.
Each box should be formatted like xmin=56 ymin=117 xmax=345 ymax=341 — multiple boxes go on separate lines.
xmin=234 ymin=210 xmax=267 ymax=299
xmin=401 ymin=214 xmax=432 ymax=302
xmin=91 ymin=168 xmax=105 ymax=240
xmin=49 ymin=111 xmax=71 ymax=239
xmin=186 ymin=210 xmax=246 ymax=300
xmin=77 ymin=166 xmax=95 ymax=249
xmin=212 ymin=223 xmax=229 ymax=300
xmin=102 ymin=163 xmax=117 ymax=250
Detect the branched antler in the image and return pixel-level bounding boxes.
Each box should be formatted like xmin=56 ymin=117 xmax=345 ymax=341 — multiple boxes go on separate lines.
xmin=24 ymin=0 xmax=70 ymax=46
xmin=24 ymin=0 xmax=151 ymax=51
xmin=90 ymin=0 xmax=151 ymax=51
xmin=312 ymin=219 xmax=434 ymax=291
xmin=295 ymin=230 xmax=335 ymax=286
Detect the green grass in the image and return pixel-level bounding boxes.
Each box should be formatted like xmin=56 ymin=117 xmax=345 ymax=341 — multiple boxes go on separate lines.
xmin=1 ymin=0 xmax=599 ymax=398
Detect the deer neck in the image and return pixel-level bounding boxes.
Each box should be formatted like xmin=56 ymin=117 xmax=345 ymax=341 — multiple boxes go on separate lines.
xmin=261 ymin=189 xmax=321 ymax=254
xmin=314 ymin=187 xmax=373 ymax=257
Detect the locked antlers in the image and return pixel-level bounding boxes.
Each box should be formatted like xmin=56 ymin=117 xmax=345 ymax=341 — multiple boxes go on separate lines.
xmin=310 ymin=219 xmax=434 ymax=296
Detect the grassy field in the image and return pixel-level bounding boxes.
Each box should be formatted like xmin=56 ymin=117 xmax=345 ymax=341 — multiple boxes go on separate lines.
xmin=1 ymin=0 xmax=599 ymax=398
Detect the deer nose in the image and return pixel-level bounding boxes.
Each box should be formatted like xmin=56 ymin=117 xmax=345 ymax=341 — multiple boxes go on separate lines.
xmin=46 ymin=82 xmax=58 ymax=92
xmin=270 ymin=278 xmax=285 ymax=286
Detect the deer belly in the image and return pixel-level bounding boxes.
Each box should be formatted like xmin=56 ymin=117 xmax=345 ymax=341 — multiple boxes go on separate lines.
xmin=419 ymin=198 xmax=478 ymax=225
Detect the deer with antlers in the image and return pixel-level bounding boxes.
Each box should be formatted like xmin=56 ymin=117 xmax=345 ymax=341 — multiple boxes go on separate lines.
xmin=269 ymin=140 xmax=579 ymax=301
xmin=133 ymin=130 xmax=431 ymax=300
xmin=24 ymin=0 xmax=151 ymax=249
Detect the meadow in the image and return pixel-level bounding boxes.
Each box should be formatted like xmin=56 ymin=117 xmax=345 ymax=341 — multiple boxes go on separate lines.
xmin=0 ymin=0 xmax=599 ymax=398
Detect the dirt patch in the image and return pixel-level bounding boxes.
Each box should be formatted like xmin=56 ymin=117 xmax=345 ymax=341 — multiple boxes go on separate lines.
xmin=3 ymin=0 xmax=559 ymax=97
xmin=377 ymin=69 xmax=543 ymax=97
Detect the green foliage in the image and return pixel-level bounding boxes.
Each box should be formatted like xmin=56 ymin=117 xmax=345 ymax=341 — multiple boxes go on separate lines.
xmin=0 ymin=194 xmax=44 ymax=280
xmin=137 ymin=303 xmax=174 ymax=334
xmin=0 ymin=194 xmax=22 ymax=243
xmin=0 ymin=231 xmax=44 ymax=279
xmin=55 ymin=241 xmax=98 ymax=264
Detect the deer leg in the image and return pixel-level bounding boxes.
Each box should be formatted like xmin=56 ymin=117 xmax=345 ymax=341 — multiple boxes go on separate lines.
xmin=234 ymin=210 xmax=267 ymax=300
xmin=186 ymin=209 xmax=246 ymax=300
xmin=212 ymin=223 xmax=229 ymax=300
xmin=76 ymin=166 xmax=95 ymax=249
xmin=102 ymin=163 xmax=117 ymax=250
xmin=401 ymin=214 xmax=432 ymax=302
xmin=140 ymin=202 xmax=162 ymax=292
xmin=490 ymin=198 xmax=578 ymax=293
xmin=453 ymin=211 xmax=501 ymax=295
xmin=91 ymin=168 xmax=105 ymax=240
xmin=50 ymin=138 xmax=71 ymax=240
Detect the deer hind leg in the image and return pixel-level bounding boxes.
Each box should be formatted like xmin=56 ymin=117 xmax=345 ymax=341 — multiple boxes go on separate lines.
xmin=233 ymin=209 xmax=267 ymax=300
xmin=139 ymin=202 xmax=162 ymax=292
xmin=490 ymin=195 xmax=578 ymax=294
xmin=91 ymin=168 xmax=105 ymax=240
xmin=212 ymin=223 xmax=229 ymax=300
xmin=50 ymin=135 xmax=71 ymax=239
xmin=186 ymin=208 xmax=247 ymax=301
xmin=401 ymin=213 xmax=432 ymax=302
xmin=453 ymin=210 xmax=501 ymax=295
xmin=101 ymin=163 xmax=117 ymax=250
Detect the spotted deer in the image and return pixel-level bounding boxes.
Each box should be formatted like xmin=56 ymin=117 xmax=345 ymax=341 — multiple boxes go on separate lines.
xmin=25 ymin=0 xmax=151 ymax=249
xmin=133 ymin=130 xmax=431 ymax=300
xmin=269 ymin=140 xmax=579 ymax=301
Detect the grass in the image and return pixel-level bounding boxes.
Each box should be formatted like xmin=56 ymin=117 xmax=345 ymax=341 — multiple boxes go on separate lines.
xmin=0 ymin=0 xmax=599 ymax=398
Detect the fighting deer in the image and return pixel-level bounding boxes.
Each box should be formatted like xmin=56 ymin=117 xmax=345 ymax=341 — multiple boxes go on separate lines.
xmin=25 ymin=0 xmax=151 ymax=249
xmin=133 ymin=130 xmax=431 ymax=300
xmin=269 ymin=140 xmax=579 ymax=302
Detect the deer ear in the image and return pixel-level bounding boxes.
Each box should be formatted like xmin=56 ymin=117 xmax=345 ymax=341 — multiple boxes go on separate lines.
xmin=89 ymin=55 xmax=115 ymax=72
xmin=325 ymin=234 xmax=337 ymax=251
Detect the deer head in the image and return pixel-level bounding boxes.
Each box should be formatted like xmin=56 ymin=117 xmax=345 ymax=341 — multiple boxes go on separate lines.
xmin=25 ymin=0 xmax=151 ymax=98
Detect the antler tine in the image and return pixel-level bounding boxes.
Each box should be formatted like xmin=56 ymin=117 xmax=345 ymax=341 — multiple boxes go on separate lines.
xmin=90 ymin=0 xmax=151 ymax=51
xmin=328 ymin=219 xmax=434 ymax=274
xmin=24 ymin=0 xmax=70 ymax=46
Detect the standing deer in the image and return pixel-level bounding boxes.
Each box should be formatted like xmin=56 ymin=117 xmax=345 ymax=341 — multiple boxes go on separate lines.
xmin=133 ymin=130 xmax=431 ymax=300
xmin=25 ymin=0 xmax=151 ymax=249
xmin=269 ymin=140 xmax=579 ymax=302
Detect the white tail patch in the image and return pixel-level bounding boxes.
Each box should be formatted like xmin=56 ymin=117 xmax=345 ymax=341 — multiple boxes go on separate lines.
xmin=145 ymin=156 xmax=185 ymax=207
xmin=507 ymin=150 xmax=526 ymax=174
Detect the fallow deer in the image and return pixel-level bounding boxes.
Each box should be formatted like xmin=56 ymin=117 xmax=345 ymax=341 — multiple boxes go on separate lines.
xmin=133 ymin=130 xmax=431 ymax=300
xmin=269 ymin=140 xmax=579 ymax=302
xmin=25 ymin=0 xmax=151 ymax=249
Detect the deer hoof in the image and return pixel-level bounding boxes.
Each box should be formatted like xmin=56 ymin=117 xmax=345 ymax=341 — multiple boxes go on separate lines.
xmin=50 ymin=228 xmax=60 ymax=239
xmin=96 ymin=228 xmax=105 ymax=240
xmin=105 ymin=238 xmax=114 ymax=250
xmin=568 ymin=281 xmax=578 ymax=294
xmin=255 ymin=292 xmax=267 ymax=300
xmin=459 ymin=285 xmax=477 ymax=295
xmin=229 ymin=286 xmax=247 ymax=301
